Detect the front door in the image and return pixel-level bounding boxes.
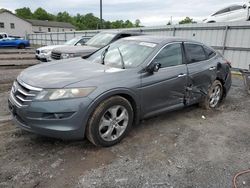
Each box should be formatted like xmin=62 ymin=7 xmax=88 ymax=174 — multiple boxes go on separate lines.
xmin=140 ymin=42 xmax=188 ymax=117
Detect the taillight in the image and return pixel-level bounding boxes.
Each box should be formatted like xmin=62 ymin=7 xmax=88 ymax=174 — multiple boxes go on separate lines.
xmin=225 ymin=60 xmax=232 ymax=68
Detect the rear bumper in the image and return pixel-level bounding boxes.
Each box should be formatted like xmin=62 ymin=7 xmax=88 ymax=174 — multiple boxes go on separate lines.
xmin=8 ymin=96 xmax=93 ymax=140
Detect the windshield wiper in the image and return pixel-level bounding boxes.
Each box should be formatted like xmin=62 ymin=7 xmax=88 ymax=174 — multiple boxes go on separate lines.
xmin=117 ymin=47 xmax=125 ymax=69
xmin=101 ymin=46 xmax=110 ymax=65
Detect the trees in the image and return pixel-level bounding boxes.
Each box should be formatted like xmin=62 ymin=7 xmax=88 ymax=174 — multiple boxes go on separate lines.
xmin=57 ymin=11 xmax=72 ymax=23
xmin=135 ymin=19 xmax=141 ymax=27
xmin=33 ymin=8 xmax=55 ymax=21
xmin=15 ymin=7 xmax=33 ymax=19
xmin=14 ymin=7 xmax=142 ymax=30
xmin=179 ymin=17 xmax=197 ymax=24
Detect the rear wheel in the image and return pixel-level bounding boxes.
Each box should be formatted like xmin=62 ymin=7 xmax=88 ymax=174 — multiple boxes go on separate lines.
xmin=200 ymin=80 xmax=223 ymax=109
xmin=86 ymin=96 xmax=134 ymax=147
xmin=18 ymin=43 xmax=25 ymax=49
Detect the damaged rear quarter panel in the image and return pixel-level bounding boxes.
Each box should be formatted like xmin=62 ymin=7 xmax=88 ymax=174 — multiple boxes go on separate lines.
xmin=186 ymin=56 xmax=220 ymax=104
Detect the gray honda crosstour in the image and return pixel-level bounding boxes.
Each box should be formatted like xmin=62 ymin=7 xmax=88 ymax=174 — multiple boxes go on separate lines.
xmin=8 ymin=36 xmax=231 ymax=147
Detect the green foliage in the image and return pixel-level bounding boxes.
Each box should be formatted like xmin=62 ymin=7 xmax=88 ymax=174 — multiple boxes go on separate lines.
xmin=15 ymin=7 xmax=33 ymax=19
xmin=135 ymin=19 xmax=141 ymax=27
xmin=33 ymin=8 xmax=55 ymax=21
xmin=14 ymin=7 xmax=142 ymax=30
xmin=179 ymin=17 xmax=197 ymax=24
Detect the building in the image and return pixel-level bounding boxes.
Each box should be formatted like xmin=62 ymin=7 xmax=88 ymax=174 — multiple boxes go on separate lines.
xmin=0 ymin=9 xmax=32 ymax=38
xmin=26 ymin=19 xmax=75 ymax=33
xmin=0 ymin=9 xmax=75 ymax=38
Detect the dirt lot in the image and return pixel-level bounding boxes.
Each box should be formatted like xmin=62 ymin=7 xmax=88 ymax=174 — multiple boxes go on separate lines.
xmin=0 ymin=53 xmax=250 ymax=187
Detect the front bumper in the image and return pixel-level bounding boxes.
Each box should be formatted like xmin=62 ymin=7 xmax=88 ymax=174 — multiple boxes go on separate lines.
xmin=8 ymin=96 xmax=93 ymax=140
xmin=35 ymin=53 xmax=51 ymax=62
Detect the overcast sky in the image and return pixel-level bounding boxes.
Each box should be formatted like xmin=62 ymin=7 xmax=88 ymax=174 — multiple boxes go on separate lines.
xmin=0 ymin=0 xmax=246 ymax=25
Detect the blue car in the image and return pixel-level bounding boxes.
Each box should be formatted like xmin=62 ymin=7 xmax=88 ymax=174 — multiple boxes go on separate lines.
xmin=0 ymin=37 xmax=30 ymax=49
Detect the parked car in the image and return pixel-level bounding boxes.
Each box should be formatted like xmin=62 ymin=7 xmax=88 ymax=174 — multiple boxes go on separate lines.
xmin=35 ymin=36 xmax=89 ymax=62
xmin=204 ymin=3 xmax=250 ymax=23
xmin=8 ymin=36 xmax=231 ymax=147
xmin=0 ymin=32 xmax=8 ymax=39
xmin=0 ymin=36 xmax=30 ymax=49
xmin=50 ymin=31 xmax=142 ymax=60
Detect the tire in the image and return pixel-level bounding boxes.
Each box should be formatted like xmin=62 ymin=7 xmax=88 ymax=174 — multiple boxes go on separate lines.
xmin=18 ymin=44 xmax=25 ymax=49
xmin=200 ymin=80 xmax=223 ymax=109
xmin=86 ymin=96 xmax=134 ymax=147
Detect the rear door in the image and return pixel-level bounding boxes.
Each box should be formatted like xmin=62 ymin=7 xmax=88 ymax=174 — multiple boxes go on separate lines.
xmin=7 ymin=38 xmax=18 ymax=47
xmin=0 ymin=38 xmax=10 ymax=47
xmin=141 ymin=42 xmax=188 ymax=117
xmin=228 ymin=5 xmax=247 ymax=21
xmin=212 ymin=7 xmax=230 ymax=22
xmin=184 ymin=43 xmax=217 ymax=104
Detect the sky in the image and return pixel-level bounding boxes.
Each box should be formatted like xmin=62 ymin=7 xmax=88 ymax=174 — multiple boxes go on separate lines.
xmin=0 ymin=0 xmax=246 ymax=26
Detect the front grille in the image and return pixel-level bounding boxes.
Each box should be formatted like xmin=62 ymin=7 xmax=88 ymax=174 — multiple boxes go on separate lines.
xmin=51 ymin=51 xmax=61 ymax=60
xmin=36 ymin=50 xmax=40 ymax=54
xmin=10 ymin=81 xmax=42 ymax=107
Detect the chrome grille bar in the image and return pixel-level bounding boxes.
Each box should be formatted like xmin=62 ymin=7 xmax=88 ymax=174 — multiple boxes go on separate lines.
xmin=16 ymin=95 xmax=32 ymax=102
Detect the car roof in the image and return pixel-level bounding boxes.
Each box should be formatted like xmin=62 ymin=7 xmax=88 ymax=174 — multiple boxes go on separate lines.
xmin=100 ymin=30 xmax=142 ymax=36
xmin=122 ymin=35 xmax=199 ymax=45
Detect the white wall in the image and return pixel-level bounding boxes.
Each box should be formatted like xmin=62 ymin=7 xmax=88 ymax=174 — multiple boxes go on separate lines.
xmin=32 ymin=26 xmax=75 ymax=33
xmin=0 ymin=12 xmax=32 ymax=38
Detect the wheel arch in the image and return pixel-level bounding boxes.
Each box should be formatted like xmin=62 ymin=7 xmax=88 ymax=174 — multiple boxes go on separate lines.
xmin=216 ymin=77 xmax=227 ymax=98
xmin=17 ymin=43 xmax=25 ymax=49
xmin=86 ymin=89 xmax=141 ymax=129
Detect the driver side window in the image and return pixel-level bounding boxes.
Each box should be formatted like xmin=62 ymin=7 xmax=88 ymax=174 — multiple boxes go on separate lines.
xmin=154 ymin=43 xmax=183 ymax=68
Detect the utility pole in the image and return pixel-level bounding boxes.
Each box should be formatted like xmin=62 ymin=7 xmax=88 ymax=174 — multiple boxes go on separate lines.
xmin=100 ymin=0 xmax=103 ymax=29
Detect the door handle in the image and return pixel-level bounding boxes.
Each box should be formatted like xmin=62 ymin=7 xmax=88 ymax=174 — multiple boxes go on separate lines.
xmin=178 ymin=73 xmax=187 ymax=78
xmin=209 ymin=66 xmax=216 ymax=71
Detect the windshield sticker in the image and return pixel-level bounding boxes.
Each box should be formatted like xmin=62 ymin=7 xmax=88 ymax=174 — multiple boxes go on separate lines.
xmin=139 ymin=42 xmax=157 ymax=48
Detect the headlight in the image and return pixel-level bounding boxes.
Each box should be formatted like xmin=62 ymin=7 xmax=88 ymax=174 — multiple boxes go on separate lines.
xmin=35 ymin=87 xmax=96 ymax=101
xmin=41 ymin=49 xmax=50 ymax=54
xmin=61 ymin=53 xmax=75 ymax=59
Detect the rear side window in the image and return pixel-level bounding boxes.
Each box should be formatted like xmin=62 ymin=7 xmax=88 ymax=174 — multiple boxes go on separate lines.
xmin=204 ymin=46 xmax=216 ymax=59
xmin=184 ymin=43 xmax=207 ymax=63
xmin=117 ymin=34 xmax=132 ymax=40
xmin=212 ymin=8 xmax=230 ymax=16
xmin=154 ymin=43 xmax=183 ymax=68
xmin=230 ymin=5 xmax=243 ymax=11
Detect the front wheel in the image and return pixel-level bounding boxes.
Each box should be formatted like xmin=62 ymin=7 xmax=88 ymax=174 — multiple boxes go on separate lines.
xmin=200 ymin=80 xmax=223 ymax=109
xmin=86 ymin=96 xmax=134 ymax=147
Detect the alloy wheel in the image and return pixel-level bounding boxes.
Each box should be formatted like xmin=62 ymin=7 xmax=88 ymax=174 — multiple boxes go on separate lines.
xmin=99 ymin=105 xmax=129 ymax=142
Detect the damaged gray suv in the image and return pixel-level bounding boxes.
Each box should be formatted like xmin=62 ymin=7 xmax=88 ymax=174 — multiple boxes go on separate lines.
xmin=8 ymin=36 xmax=231 ymax=147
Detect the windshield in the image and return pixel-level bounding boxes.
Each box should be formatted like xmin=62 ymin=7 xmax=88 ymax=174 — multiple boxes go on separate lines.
xmin=85 ymin=33 xmax=116 ymax=48
xmin=87 ymin=39 xmax=157 ymax=69
xmin=64 ymin=37 xmax=82 ymax=45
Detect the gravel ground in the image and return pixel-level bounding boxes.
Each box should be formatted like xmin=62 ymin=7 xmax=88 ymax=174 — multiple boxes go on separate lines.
xmin=0 ymin=68 xmax=250 ymax=188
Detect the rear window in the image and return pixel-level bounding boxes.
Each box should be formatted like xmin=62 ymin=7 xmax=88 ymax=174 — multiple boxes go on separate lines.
xmin=184 ymin=43 xmax=207 ymax=63
xmin=204 ymin=46 xmax=216 ymax=59
xmin=230 ymin=5 xmax=243 ymax=11
xmin=212 ymin=8 xmax=230 ymax=16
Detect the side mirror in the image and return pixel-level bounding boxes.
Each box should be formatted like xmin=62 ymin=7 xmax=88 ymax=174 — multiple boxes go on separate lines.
xmin=146 ymin=62 xmax=161 ymax=73
xmin=243 ymin=4 xmax=247 ymax=8
xmin=76 ymin=43 xmax=82 ymax=46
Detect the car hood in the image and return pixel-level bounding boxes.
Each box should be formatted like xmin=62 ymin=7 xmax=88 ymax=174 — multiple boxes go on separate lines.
xmin=37 ymin=45 xmax=67 ymax=51
xmin=52 ymin=45 xmax=99 ymax=54
xmin=18 ymin=57 xmax=125 ymax=88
